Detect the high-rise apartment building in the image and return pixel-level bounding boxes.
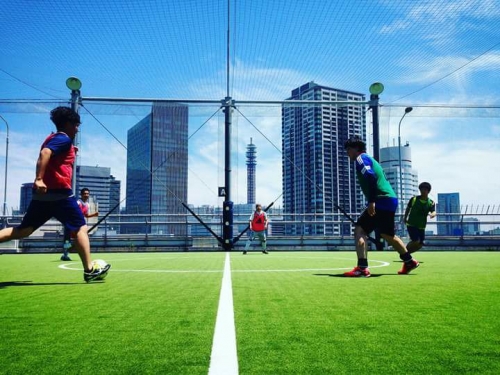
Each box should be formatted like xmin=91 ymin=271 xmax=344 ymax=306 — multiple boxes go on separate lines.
xmin=437 ymin=192 xmax=461 ymax=235
xmin=380 ymin=144 xmax=418 ymax=214
xmin=282 ymin=82 xmax=366 ymax=235
xmin=125 ymin=103 xmax=188 ymax=235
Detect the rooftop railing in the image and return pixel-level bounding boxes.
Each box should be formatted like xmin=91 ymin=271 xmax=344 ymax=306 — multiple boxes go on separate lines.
xmin=2 ymin=211 xmax=499 ymax=253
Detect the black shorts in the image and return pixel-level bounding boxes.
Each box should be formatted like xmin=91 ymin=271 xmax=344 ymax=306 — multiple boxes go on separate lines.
xmin=356 ymin=208 xmax=396 ymax=237
xmin=407 ymin=226 xmax=425 ymax=243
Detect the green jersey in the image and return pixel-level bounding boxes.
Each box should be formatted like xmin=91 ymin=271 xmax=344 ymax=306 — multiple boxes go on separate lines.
xmin=406 ymin=196 xmax=436 ymax=229
xmin=355 ymin=153 xmax=397 ymax=210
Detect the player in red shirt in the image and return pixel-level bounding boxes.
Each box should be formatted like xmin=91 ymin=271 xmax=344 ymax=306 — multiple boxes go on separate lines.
xmin=0 ymin=107 xmax=110 ymax=282
xmin=243 ymin=203 xmax=269 ymax=254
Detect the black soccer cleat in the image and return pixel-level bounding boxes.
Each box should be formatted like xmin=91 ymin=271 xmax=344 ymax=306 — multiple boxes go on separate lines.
xmin=84 ymin=263 xmax=111 ymax=283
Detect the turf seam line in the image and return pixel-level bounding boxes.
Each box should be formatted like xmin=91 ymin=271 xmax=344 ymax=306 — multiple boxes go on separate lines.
xmin=208 ymin=252 xmax=239 ymax=375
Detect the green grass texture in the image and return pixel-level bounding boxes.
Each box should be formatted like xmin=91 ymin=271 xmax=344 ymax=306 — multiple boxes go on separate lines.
xmin=1 ymin=251 xmax=499 ymax=374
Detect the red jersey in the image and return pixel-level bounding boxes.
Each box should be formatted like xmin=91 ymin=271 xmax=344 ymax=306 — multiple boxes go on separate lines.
xmin=250 ymin=211 xmax=267 ymax=232
xmin=40 ymin=133 xmax=75 ymax=190
xmin=77 ymin=199 xmax=90 ymax=217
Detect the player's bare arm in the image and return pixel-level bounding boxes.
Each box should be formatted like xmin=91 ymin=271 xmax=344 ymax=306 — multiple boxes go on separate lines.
xmin=34 ymin=147 xmax=52 ymax=193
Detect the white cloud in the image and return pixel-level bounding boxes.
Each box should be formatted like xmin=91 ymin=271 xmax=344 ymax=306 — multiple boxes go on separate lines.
xmin=380 ymin=0 xmax=500 ymax=37
xmin=412 ymin=139 xmax=499 ymax=206
xmin=190 ymin=58 xmax=311 ymax=101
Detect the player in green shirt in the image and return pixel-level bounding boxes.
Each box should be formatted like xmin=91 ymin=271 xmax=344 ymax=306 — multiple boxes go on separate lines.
xmin=343 ymin=136 xmax=420 ymax=277
xmin=403 ymin=182 xmax=436 ymax=254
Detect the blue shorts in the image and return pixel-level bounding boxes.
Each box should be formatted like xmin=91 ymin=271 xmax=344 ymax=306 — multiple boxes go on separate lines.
xmin=407 ymin=226 xmax=425 ymax=244
xmin=19 ymin=197 xmax=86 ymax=233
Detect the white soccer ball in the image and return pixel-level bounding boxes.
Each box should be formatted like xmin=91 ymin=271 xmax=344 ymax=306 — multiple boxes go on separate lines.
xmin=92 ymin=259 xmax=109 ymax=280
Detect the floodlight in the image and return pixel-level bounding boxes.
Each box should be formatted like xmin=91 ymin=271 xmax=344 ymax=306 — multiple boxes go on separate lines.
xmin=369 ymin=82 xmax=384 ymax=95
xmin=66 ymin=77 xmax=82 ymax=91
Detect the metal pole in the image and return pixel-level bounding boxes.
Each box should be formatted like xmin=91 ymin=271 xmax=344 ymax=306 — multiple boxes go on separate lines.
xmin=398 ymin=120 xmax=403 ymax=214
xmin=226 ymin=0 xmax=230 ymax=98
xmin=397 ymin=107 xmax=413 ymax=216
xmin=69 ymin=89 xmax=81 ymax=193
xmin=367 ymin=82 xmax=385 ymax=249
xmin=370 ymin=94 xmax=380 ymax=161
xmin=0 ymin=115 xmax=9 ymax=221
xmin=222 ymin=97 xmax=234 ymax=251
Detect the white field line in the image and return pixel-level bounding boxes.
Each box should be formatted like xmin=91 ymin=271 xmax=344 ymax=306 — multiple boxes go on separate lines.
xmin=58 ymin=260 xmax=391 ymax=273
xmin=208 ymin=252 xmax=238 ymax=375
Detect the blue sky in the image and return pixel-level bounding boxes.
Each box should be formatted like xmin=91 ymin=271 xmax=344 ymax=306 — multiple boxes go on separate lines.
xmin=0 ymin=0 xmax=499 ymax=213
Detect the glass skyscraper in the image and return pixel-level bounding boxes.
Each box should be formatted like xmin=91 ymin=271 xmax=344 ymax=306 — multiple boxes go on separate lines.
xmin=76 ymin=165 xmax=121 ymax=215
xmin=125 ymin=103 xmax=188 ymax=235
xmin=19 ymin=183 xmax=34 ymax=214
xmin=282 ymin=82 xmax=366 ymax=235
xmin=437 ymin=192 xmax=461 ymax=235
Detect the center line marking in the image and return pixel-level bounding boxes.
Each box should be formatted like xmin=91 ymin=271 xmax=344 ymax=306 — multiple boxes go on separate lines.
xmin=208 ymin=252 xmax=238 ymax=375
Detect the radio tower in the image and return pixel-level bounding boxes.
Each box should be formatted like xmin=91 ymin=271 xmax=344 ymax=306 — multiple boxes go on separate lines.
xmin=246 ymin=138 xmax=257 ymax=205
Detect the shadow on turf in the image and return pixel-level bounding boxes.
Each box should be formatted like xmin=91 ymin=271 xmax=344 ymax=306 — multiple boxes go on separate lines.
xmin=0 ymin=281 xmax=79 ymax=289
xmin=314 ymin=273 xmax=384 ymax=278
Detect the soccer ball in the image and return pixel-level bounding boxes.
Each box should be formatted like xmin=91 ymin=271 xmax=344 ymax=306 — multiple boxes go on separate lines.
xmin=92 ymin=259 xmax=109 ymax=280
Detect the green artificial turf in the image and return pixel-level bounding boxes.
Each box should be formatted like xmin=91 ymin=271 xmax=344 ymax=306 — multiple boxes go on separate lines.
xmin=232 ymin=251 xmax=500 ymax=374
xmin=1 ymin=251 xmax=499 ymax=374
xmin=0 ymin=253 xmax=223 ymax=374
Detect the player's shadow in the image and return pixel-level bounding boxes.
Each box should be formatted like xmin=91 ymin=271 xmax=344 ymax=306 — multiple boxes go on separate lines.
xmin=0 ymin=281 xmax=79 ymax=289
xmin=314 ymin=273 xmax=384 ymax=278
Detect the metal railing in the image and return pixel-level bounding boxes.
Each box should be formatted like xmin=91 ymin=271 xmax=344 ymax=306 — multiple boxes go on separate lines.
xmin=2 ymin=211 xmax=499 ymax=253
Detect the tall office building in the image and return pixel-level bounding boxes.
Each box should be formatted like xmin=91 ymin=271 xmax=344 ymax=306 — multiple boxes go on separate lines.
xmin=125 ymin=103 xmax=188 ymax=235
xmin=380 ymin=144 xmax=418 ymax=214
xmin=463 ymin=217 xmax=480 ymax=235
xmin=246 ymin=138 xmax=257 ymax=205
xmin=19 ymin=183 xmax=34 ymax=214
xmin=282 ymin=82 xmax=366 ymax=235
xmin=437 ymin=192 xmax=461 ymax=235
xmin=109 ymin=177 xmax=121 ymax=212
xmin=76 ymin=165 xmax=121 ymax=216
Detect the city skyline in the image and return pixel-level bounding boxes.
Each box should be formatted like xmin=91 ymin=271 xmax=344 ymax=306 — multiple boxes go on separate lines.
xmin=0 ymin=0 xmax=499 ymax=213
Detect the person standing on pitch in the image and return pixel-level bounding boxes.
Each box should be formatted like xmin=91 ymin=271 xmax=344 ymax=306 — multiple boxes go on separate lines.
xmin=403 ymin=182 xmax=436 ymax=254
xmin=0 ymin=106 xmax=110 ymax=282
xmin=61 ymin=187 xmax=99 ymax=261
xmin=343 ymin=136 xmax=419 ymax=277
xmin=243 ymin=203 xmax=269 ymax=254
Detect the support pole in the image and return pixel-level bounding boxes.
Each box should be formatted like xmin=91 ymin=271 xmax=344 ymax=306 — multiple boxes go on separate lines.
xmin=222 ymin=97 xmax=234 ymax=251
xmin=0 ymin=115 xmax=9 ymax=228
xmin=368 ymin=83 xmax=384 ymax=250
xmin=370 ymin=94 xmax=380 ymax=162
xmin=66 ymin=78 xmax=82 ymax=194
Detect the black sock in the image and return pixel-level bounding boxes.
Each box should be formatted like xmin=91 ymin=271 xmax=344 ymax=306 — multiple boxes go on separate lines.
xmin=400 ymin=252 xmax=413 ymax=263
xmin=357 ymin=258 xmax=369 ymax=269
